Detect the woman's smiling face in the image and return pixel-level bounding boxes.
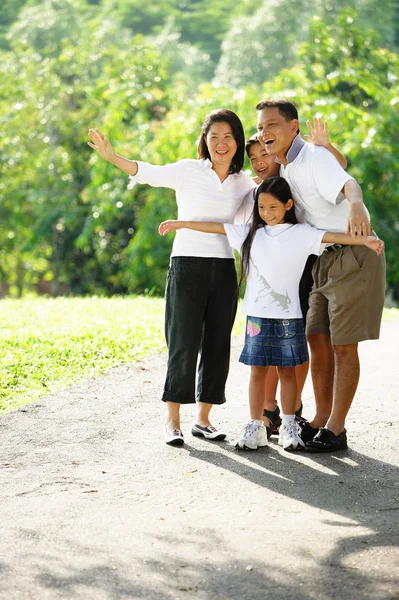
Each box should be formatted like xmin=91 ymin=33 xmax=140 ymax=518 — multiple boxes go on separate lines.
xmin=205 ymin=122 xmax=238 ymax=169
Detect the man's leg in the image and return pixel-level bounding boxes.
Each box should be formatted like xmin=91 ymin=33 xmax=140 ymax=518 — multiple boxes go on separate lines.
xmin=307 ymin=333 xmax=334 ymax=428
xmin=326 ymin=343 xmax=359 ymax=435
xmin=295 ymin=360 xmax=309 ymax=412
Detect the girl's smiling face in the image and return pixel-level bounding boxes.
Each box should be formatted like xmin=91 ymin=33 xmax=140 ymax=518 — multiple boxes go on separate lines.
xmin=258 ymin=192 xmax=294 ymax=226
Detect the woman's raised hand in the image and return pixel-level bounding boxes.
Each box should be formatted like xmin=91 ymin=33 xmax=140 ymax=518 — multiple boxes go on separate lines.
xmin=87 ymin=128 xmax=115 ymax=161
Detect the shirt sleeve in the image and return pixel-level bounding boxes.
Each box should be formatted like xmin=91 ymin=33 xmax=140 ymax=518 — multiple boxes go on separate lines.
xmin=223 ymin=224 xmax=251 ymax=251
xmin=311 ymin=148 xmax=354 ymax=205
xmin=234 ymin=189 xmax=255 ymax=224
xmin=301 ymin=223 xmax=327 ymax=255
xmin=128 ymin=159 xmax=189 ymax=191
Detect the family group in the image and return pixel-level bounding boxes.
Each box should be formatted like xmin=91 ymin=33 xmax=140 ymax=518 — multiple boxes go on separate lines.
xmin=88 ymin=99 xmax=386 ymax=454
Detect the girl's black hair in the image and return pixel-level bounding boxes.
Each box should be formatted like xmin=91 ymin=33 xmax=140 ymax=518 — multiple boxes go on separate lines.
xmin=197 ymin=109 xmax=245 ymax=174
xmin=239 ymin=177 xmax=298 ymax=287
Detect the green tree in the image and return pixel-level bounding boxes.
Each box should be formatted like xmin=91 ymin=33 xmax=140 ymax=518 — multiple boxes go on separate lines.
xmin=216 ymin=0 xmax=399 ymax=88
xmin=0 ymin=0 xmax=173 ymax=295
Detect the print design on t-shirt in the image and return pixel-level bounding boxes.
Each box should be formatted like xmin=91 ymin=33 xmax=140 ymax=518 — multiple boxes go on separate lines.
xmin=251 ymin=259 xmax=291 ymax=312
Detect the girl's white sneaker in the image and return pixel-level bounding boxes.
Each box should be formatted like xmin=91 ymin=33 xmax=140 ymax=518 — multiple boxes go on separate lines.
xmin=278 ymin=421 xmax=305 ymax=451
xmin=235 ymin=419 xmax=268 ymax=450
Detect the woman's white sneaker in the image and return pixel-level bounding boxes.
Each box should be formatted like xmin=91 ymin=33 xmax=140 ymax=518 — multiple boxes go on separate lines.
xmin=164 ymin=426 xmax=184 ymax=446
xmin=235 ymin=419 xmax=268 ymax=450
xmin=278 ymin=420 xmax=305 ymax=451
xmin=191 ymin=424 xmax=226 ymax=440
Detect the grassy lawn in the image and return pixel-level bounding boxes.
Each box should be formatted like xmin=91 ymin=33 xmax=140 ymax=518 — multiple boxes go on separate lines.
xmin=0 ymin=297 xmax=396 ymax=414
xmin=0 ymin=297 xmax=164 ymax=413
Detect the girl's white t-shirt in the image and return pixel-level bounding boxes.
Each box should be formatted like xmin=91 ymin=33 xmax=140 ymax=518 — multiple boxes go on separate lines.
xmin=224 ymin=223 xmax=325 ymax=319
xmin=130 ymin=158 xmax=255 ymax=258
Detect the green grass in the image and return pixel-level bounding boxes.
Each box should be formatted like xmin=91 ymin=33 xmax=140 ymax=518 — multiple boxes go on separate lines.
xmin=0 ymin=297 xmax=168 ymax=413
xmin=0 ymin=297 xmax=396 ymax=414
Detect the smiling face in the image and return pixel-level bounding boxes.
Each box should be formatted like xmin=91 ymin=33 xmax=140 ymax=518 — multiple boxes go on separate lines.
xmin=258 ymin=192 xmax=293 ymax=226
xmin=248 ymin=141 xmax=280 ymax=180
xmin=205 ymin=121 xmax=238 ymax=170
xmin=257 ymin=107 xmax=299 ymax=164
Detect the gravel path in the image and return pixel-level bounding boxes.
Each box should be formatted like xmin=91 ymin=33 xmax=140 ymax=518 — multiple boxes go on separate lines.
xmin=1 ymin=321 xmax=398 ymax=600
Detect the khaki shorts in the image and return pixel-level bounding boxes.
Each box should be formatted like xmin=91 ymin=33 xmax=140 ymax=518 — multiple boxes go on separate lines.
xmin=306 ymin=243 xmax=386 ymax=345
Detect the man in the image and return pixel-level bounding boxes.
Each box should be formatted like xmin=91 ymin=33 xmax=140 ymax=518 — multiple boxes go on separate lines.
xmin=255 ymin=99 xmax=386 ymax=452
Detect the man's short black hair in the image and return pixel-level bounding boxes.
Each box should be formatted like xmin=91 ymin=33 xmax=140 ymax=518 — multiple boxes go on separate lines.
xmin=255 ymin=99 xmax=299 ymax=121
xmin=255 ymin=99 xmax=299 ymax=134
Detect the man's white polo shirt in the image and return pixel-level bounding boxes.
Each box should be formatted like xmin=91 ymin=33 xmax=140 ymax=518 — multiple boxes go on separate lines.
xmin=279 ymin=136 xmax=371 ymax=232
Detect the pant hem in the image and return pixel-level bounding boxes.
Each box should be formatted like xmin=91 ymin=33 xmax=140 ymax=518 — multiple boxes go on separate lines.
xmin=162 ymin=393 xmax=196 ymax=404
xmin=196 ymin=395 xmax=227 ymax=406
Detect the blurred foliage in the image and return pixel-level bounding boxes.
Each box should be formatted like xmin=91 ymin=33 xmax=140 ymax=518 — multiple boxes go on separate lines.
xmin=216 ymin=0 xmax=399 ymax=87
xmin=0 ymin=1 xmax=398 ymax=301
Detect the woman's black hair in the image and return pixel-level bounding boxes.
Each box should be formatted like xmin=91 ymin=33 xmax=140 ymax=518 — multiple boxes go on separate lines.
xmin=197 ymin=109 xmax=245 ymax=174
xmin=239 ymin=176 xmax=298 ymax=286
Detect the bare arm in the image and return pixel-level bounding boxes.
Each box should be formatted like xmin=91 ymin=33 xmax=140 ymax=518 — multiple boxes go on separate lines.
xmin=87 ymin=128 xmax=138 ymax=176
xmin=159 ymin=220 xmax=226 ymax=236
xmin=305 ymin=117 xmax=347 ymax=169
xmin=343 ymin=179 xmax=371 ymax=237
xmin=322 ymin=232 xmax=384 ymax=255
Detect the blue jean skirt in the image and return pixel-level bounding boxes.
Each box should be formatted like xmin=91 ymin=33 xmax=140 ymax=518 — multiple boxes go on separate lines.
xmin=239 ymin=316 xmax=309 ymax=367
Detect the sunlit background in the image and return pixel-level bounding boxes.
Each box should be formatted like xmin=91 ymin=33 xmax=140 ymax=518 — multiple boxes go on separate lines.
xmin=1 ymin=0 xmax=398 ymax=303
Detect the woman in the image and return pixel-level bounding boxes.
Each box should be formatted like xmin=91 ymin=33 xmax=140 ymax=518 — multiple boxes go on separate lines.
xmin=88 ymin=109 xmax=255 ymax=446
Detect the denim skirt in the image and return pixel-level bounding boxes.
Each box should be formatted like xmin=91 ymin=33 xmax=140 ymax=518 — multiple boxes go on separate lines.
xmin=239 ymin=316 xmax=308 ymax=367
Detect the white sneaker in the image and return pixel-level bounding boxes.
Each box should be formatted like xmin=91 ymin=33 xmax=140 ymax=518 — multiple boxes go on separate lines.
xmin=164 ymin=426 xmax=184 ymax=446
xmin=278 ymin=420 xmax=305 ymax=451
xmin=235 ymin=419 xmax=268 ymax=450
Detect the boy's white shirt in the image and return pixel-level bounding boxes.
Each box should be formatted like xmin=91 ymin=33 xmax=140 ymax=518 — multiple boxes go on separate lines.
xmin=224 ymin=222 xmax=325 ymax=319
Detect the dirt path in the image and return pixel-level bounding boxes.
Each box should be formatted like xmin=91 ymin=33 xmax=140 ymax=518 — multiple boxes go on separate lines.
xmin=1 ymin=321 xmax=398 ymax=600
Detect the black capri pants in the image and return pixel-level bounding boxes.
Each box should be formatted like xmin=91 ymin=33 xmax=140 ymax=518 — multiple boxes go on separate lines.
xmin=162 ymin=256 xmax=238 ymax=405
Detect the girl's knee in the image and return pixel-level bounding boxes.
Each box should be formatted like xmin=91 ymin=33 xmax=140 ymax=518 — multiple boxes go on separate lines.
xmin=276 ymin=366 xmax=296 ymax=379
xmin=250 ymin=366 xmax=269 ymax=380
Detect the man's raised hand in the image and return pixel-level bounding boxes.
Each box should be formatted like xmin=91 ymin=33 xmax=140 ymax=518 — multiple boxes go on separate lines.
xmin=304 ymin=117 xmax=330 ymax=148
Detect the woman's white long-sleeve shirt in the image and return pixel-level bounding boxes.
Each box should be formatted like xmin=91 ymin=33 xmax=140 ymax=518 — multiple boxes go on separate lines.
xmin=130 ymin=158 xmax=255 ymax=258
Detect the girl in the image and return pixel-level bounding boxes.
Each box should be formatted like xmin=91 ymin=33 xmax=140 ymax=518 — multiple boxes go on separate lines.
xmin=159 ymin=177 xmax=384 ymax=451
xmin=88 ymin=110 xmax=256 ymax=447
xmin=244 ymin=120 xmax=348 ymax=438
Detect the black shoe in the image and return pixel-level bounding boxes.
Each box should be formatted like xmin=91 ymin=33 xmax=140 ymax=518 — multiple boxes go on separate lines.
xmin=263 ymin=406 xmax=282 ymax=439
xmin=305 ymin=428 xmax=348 ymax=453
xmin=296 ymin=416 xmax=319 ymax=444
xmin=295 ymin=401 xmax=303 ymax=418
xmin=191 ymin=424 xmax=226 ymax=441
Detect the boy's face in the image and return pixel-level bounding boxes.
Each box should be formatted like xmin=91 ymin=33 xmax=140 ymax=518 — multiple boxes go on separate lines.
xmin=248 ymin=141 xmax=280 ymax=180
xmin=257 ymin=107 xmax=298 ymax=160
